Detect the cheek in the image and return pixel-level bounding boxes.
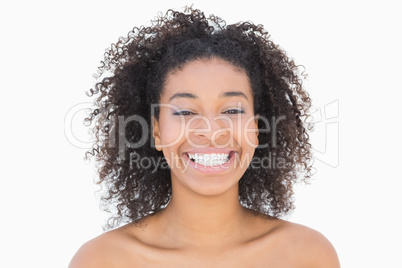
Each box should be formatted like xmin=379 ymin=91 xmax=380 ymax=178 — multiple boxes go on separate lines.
xmin=159 ymin=116 xmax=185 ymax=147
xmin=245 ymin=134 xmax=258 ymax=149
xmin=242 ymin=118 xmax=259 ymax=149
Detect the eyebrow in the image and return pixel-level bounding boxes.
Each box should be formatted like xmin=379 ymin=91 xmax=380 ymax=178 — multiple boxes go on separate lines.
xmin=221 ymin=91 xmax=248 ymax=100
xmin=168 ymin=91 xmax=248 ymax=101
xmin=168 ymin=92 xmax=197 ymax=101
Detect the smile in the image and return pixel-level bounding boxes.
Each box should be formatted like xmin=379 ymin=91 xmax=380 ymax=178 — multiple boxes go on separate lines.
xmin=187 ymin=153 xmax=230 ymax=166
xmin=183 ymin=150 xmax=238 ymax=174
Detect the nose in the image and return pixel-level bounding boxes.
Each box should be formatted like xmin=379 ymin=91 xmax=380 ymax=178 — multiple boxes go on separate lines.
xmin=186 ymin=114 xmax=231 ymax=146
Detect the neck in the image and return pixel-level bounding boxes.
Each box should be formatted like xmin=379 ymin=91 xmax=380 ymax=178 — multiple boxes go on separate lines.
xmin=156 ymin=182 xmax=249 ymax=249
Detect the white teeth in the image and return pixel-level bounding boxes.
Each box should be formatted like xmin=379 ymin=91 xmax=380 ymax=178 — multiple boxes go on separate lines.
xmin=187 ymin=153 xmax=230 ymax=166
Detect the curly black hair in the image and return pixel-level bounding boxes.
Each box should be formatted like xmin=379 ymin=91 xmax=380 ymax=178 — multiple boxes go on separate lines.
xmin=85 ymin=7 xmax=313 ymax=229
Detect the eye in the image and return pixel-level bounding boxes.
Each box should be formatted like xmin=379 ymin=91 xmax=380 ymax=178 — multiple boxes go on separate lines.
xmin=223 ymin=109 xmax=244 ymax=114
xmin=173 ymin=110 xmax=195 ymax=116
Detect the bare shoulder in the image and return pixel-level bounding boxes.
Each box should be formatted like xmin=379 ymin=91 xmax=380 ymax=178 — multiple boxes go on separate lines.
xmin=68 ymin=226 xmax=138 ymax=268
xmin=272 ymin=220 xmax=341 ymax=268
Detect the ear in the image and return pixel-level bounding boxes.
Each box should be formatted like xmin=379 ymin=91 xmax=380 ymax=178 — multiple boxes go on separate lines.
xmin=254 ymin=114 xmax=259 ymax=137
xmin=254 ymin=114 xmax=260 ymax=148
xmin=152 ymin=116 xmax=162 ymax=151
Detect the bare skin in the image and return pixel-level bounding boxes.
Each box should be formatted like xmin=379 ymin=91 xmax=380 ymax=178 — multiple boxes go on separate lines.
xmin=69 ymin=59 xmax=340 ymax=267
xmin=69 ymin=211 xmax=340 ymax=267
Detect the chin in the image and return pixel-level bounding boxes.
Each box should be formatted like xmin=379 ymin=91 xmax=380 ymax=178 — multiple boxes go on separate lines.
xmin=172 ymin=169 xmax=242 ymax=197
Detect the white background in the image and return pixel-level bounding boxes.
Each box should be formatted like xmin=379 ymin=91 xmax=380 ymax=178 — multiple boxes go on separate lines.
xmin=1 ymin=0 xmax=401 ymax=267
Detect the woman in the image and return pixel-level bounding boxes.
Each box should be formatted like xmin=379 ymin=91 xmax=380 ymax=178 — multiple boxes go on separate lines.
xmin=70 ymin=7 xmax=340 ymax=267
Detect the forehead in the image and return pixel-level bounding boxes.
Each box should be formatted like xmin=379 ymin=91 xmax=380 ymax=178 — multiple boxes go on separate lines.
xmin=161 ymin=58 xmax=253 ymax=102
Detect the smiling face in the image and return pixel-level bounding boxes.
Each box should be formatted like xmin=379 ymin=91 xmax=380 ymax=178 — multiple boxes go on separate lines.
xmin=153 ymin=58 xmax=259 ymax=196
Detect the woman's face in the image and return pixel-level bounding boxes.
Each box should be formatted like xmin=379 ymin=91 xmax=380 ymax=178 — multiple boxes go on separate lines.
xmin=153 ymin=58 xmax=259 ymax=196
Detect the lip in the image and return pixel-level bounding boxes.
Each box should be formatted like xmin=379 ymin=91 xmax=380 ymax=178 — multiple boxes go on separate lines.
xmin=182 ymin=149 xmax=238 ymax=174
